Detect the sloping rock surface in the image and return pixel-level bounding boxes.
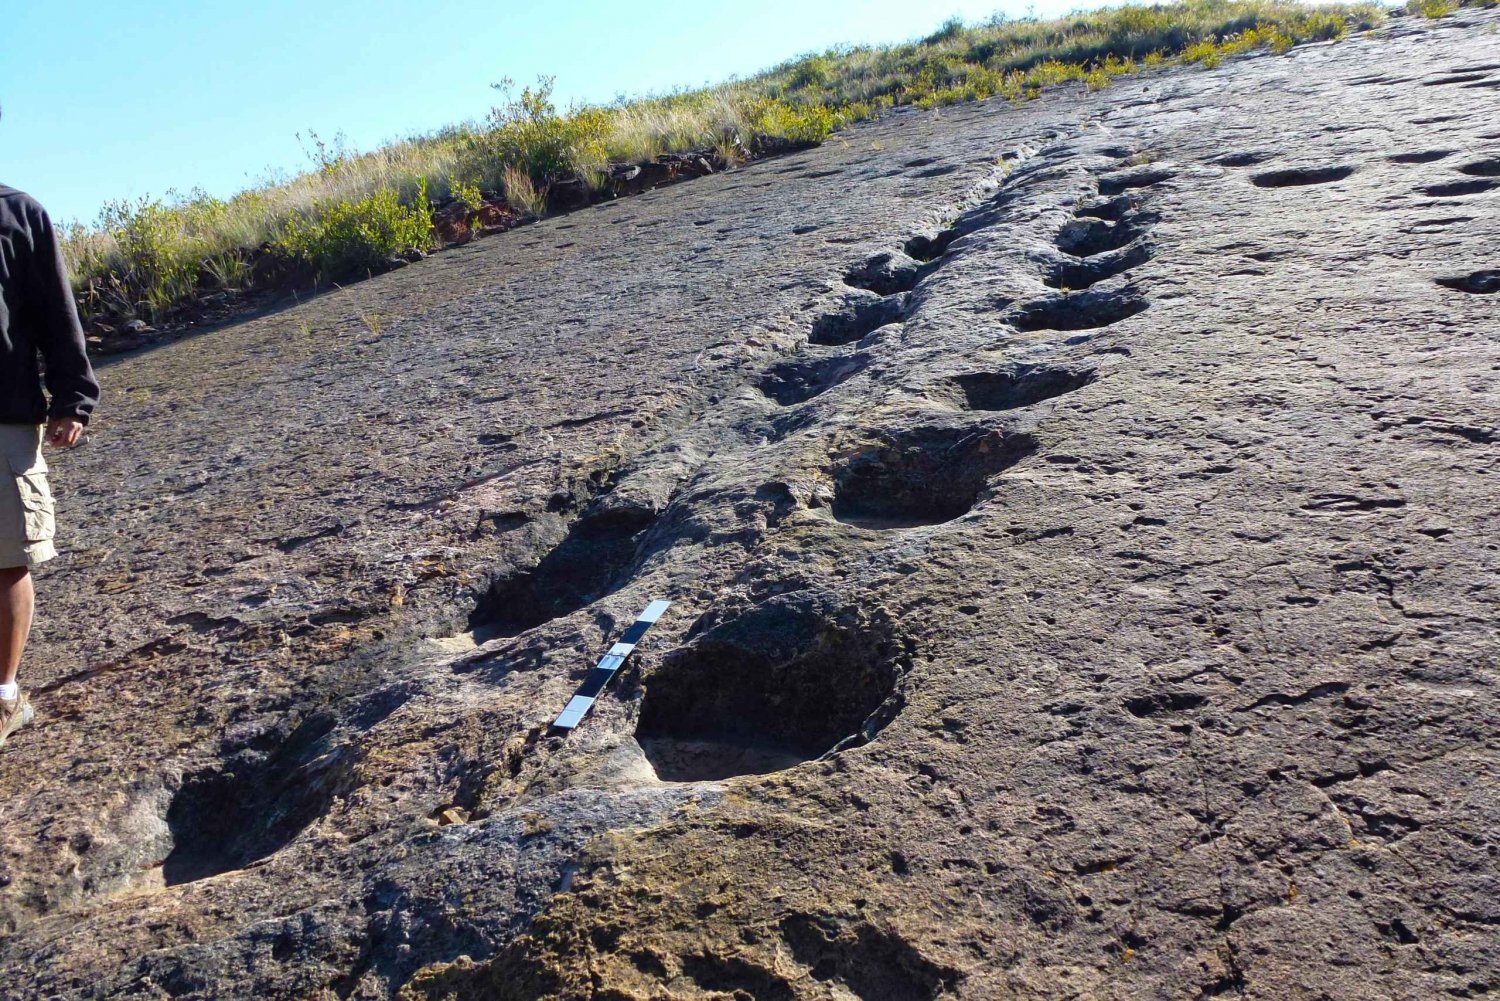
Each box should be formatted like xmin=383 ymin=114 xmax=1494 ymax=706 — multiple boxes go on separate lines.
xmin=2 ymin=11 xmax=1497 ymax=999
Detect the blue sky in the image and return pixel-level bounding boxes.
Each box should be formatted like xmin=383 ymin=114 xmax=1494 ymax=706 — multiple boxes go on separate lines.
xmin=1 ymin=0 xmax=1108 ymax=226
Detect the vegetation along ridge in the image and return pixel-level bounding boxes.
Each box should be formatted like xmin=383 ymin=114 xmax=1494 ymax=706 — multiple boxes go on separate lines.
xmin=65 ymin=0 xmax=1455 ymax=348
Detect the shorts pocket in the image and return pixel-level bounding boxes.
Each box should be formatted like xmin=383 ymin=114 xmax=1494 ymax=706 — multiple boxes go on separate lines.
xmin=7 ymin=454 xmax=54 ymax=543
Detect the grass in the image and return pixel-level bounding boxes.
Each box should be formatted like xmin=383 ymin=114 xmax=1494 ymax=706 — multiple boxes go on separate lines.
xmin=63 ymin=0 xmax=1387 ymax=329
xmin=1409 ymin=0 xmax=1495 ymax=16
xmin=500 ymin=165 xmax=546 ymax=219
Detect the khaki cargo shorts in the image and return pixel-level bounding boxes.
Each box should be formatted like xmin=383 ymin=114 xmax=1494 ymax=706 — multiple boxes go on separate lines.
xmin=0 ymin=425 xmax=56 ymax=569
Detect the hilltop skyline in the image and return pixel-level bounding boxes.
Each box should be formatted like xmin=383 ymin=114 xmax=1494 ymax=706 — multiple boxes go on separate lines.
xmin=1 ymin=0 xmax=1104 ymax=225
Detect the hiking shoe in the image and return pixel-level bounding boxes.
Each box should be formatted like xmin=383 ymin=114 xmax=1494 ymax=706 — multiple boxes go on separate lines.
xmin=0 ymin=693 xmax=34 ymax=747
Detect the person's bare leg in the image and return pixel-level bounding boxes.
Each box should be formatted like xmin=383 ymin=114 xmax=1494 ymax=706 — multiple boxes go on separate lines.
xmin=0 ymin=567 xmax=34 ymax=689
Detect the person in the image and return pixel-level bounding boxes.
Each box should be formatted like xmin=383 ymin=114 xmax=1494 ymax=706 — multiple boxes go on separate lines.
xmin=0 ymin=167 xmax=100 ymax=748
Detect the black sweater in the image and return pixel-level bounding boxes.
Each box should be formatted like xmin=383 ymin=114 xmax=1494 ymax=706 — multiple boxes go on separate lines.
xmin=0 ymin=185 xmax=99 ymax=426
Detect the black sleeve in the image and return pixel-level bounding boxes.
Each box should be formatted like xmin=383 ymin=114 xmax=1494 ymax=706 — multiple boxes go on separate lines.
xmin=28 ymin=204 xmax=100 ymax=424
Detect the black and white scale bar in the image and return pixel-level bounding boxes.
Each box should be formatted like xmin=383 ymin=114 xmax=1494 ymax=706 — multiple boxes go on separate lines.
xmin=549 ymin=599 xmax=671 ymax=733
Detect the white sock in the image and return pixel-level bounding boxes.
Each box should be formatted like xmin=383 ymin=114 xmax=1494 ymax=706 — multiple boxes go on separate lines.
xmin=0 ymin=682 xmax=16 ymax=701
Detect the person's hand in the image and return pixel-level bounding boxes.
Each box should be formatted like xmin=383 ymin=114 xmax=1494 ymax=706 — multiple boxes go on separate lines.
xmin=45 ymin=418 xmax=84 ymax=449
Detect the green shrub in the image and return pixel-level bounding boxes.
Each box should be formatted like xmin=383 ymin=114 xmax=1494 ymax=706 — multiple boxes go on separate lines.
xmin=104 ymin=198 xmax=201 ymax=316
xmin=76 ymin=194 xmax=238 ymax=320
xmin=786 ymin=55 xmax=837 ymax=91
xmin=451 ymin=178 xmax=486 ymax=217
xmin=748 ymin=99 xmax=843 ymax=145
xmin=484 ymin=78 xmax=611 ymax=183
xmin=277 ymin=180 xmax=433 ymax=281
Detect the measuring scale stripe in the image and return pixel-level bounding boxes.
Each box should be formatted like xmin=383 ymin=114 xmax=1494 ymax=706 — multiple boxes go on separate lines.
xmin=549 ymin=599 xmax=671 ymax=733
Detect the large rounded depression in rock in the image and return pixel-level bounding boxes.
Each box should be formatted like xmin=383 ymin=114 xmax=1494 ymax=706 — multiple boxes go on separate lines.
xmin=635 ymin=597 xmax=909 ymax=782
xmin=830 ymin=426 xmax=1036 ymax=529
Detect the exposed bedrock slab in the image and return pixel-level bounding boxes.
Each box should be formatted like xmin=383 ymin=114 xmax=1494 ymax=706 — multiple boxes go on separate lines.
xmin=2 ymin=9 xmax=1498 ymax=1000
